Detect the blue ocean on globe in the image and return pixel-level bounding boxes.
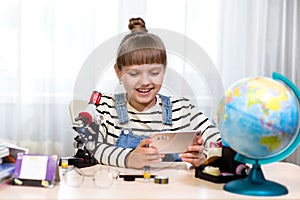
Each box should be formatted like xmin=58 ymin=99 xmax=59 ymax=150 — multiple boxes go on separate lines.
xmin=218 ymin=77 xmax=299 ymax=159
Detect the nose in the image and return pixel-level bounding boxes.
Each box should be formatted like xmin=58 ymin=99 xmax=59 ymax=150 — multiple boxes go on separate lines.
xmin=140 ymin=73 xmax=151 ymax=85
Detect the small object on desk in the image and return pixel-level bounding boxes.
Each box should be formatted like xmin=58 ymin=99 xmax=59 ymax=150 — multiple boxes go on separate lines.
xmin=195 ymin=146 xmax=248 ymax=183
xmin=220 ymin=172 xmax=235 ymax=176
xmin=235 ymin=164 xmax=250 ymax=176
xmin=11 ymin=153 xmax=58 ymax=188
xmin=0 ymin=163 xmax=15 ymax=185
xmin=61 ymin=157 xmax=68 ymax=169
xmin=143 ymin=166 xmax=151 ymax=183
xmin=119 ymin=174 xmax=156 ymax=181
xmin=204 ymin=141 xmax=222 ymax=165
xmin=202 ymin=166 xmax=220 ymax=176
xmin=154 ymin=176 xmax=169 ymax=184
xmin=123 ymin=175 xmax=136 ymax=182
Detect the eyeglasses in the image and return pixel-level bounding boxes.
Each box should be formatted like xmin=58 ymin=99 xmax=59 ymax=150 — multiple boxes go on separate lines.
xmin=61 ymin=166 xmax=119 ymax=188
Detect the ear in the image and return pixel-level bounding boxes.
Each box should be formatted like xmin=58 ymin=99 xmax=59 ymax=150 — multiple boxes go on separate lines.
xmin=114 ymin=64 xmax=122 ymax=80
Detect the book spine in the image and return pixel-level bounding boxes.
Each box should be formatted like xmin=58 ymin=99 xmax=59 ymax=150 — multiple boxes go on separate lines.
xmin=0 ymin=146 xmax=10 ymax=159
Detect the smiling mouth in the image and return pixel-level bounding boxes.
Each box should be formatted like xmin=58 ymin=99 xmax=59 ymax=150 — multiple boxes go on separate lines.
xmin=136 ymin=88 xmax=152 ymax=93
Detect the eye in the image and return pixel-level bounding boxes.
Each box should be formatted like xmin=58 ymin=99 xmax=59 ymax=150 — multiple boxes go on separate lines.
xmin=150 ymin=71 xmax=161 ymax=76
xmin=128 ymin=71 xmax=139 ymax=77
xmin=151 ymin=72 xmax=159 ymax=76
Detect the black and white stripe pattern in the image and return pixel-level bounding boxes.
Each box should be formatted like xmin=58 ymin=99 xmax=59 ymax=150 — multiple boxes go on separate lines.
xmin=94 ymin=94 xmax=220 ymax=168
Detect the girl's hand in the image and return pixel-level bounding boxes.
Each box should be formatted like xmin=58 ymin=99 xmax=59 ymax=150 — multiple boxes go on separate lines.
xmin=126 ymin=138 xmax=164 ymax=169
xmin=179 ymin=136 xmax=206 ymax=167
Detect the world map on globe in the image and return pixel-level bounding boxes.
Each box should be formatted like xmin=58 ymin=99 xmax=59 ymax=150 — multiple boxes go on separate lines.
xmin=218 ymin=76 xmax=299 ymax=159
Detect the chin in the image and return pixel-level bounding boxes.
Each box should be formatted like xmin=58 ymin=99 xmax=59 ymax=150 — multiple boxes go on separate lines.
xmin=137 ymin=97 xmax=153 ymax=104
xmin=137 ymin=95 xmax=156 ymax=104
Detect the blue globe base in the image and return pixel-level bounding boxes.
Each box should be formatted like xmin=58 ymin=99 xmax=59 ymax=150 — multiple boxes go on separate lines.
xmin=224 ymin=163 xmax=288 ymax=196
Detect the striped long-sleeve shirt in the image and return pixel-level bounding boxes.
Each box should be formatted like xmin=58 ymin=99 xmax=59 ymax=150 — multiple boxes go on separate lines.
xmin=93 ymin=94 xmax=220 ymax=168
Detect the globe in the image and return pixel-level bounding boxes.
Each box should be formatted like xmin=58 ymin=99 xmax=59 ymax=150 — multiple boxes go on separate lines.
xmin=217 ymin=72 xmax=300 ymax=196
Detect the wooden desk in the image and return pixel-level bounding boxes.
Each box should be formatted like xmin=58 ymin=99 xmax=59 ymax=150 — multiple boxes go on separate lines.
xmin=0 ymin=162 xmax=299 ymax=199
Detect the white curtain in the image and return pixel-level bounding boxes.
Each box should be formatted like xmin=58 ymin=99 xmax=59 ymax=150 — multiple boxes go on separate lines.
xmin=0 ymin=0 xmax=122 ymax=156
xmin=218 ymin=0 xmax=300 ymax=164
xmin=218 ymin=0 xmax=299 ymax=89
xmin=0 ymin=0 xmax=299 ymax=165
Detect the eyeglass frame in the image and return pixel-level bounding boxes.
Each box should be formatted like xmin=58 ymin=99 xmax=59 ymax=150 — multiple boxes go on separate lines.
xmin=61 ymin=165 xmax=120 ymax=189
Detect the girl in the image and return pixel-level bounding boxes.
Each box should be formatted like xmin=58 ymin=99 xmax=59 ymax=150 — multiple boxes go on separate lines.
xmin=91 ymin=18 xmax=221 ymax=169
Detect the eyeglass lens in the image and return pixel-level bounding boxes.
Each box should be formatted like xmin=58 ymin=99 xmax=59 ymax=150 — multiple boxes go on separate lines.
xmin=62 ymin=168 xmax=84 ymax=187
xmin=62 ymin=167 xmax=119 ymax=188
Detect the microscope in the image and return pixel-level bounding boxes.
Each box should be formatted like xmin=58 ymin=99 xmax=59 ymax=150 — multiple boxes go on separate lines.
xmin=65 ymin=91 xmax=102 ymax=168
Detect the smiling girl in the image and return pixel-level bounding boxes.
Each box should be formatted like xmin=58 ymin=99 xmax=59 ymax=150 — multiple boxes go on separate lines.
xmin=91 ymin=18 xmax=221 ymax=169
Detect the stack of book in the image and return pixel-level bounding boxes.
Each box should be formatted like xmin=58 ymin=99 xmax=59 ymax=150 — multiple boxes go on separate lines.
xmin=0 ymin=140 xmax=28 ymax=186
xmin=0 ymin=145 xmax=9 ymax=159
xmin=0 ymin=163 xmax=15 ymax=185
xmin=0 ymin=145 xmax=15 ymax=185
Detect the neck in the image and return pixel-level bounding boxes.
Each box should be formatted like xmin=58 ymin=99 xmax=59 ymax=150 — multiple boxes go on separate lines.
xmin=128 ymin=96 xmax=157 ymax=112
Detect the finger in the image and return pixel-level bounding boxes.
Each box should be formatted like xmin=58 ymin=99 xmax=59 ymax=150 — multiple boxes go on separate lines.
xmin=187 ymin=145 xmax=204 ymax=152
xmin=192 ymin=135 xmax=199 ymax=144
xmin=139 ymin=138 xmax=153 ymax=147
xmin=181 ymin=154 xmax=207 ymax=166
xmin=142 ymin=154 xmax=163 ymax=166
xmin=134 ymin=147 xmax=159 ymax=155
xmin=180 ymin=152 xmax=200 ymax=159
xmin=192 ymin=135 xmax=203 ymax=145
xmin=181 ymin=157 xmax=206 ymax=167
xmin=144 ymin=159 xmax=162 ymax=166
xmin=192 ymin=137 xmax=203 ymax=145
xmin=145 ymin=154 xmax=162 ymax=161
xmin=196 ymin=130 xmax=202 ymax=136
xmin=197 ymin=138 xmax=204 ymax=145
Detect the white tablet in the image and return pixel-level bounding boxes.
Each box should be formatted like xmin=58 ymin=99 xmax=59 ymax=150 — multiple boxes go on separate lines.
xmin=150 ymin=130 xmax=199 ymax=154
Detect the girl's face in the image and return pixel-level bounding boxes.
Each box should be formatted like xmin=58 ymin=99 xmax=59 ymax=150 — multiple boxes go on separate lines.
xmin=115 ymin=64 xmax=166 ymax=111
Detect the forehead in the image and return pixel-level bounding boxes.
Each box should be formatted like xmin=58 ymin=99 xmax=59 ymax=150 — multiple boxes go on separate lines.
xmin=122 ymin=64 xmax=165 ymax=71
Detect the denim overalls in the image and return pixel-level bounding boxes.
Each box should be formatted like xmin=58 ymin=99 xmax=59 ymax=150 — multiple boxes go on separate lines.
xmin=115 ymin=93 xmax=180 ymax=161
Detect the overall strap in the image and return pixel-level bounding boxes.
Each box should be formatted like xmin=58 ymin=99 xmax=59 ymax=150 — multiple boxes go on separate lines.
xmin=159 ymin=94 xmax=173 ymax=125
xmin=115 ymin=93 xmax=172 ymax=125
xmin=116 ymin=128 xmax=149 ymax=149
xmin=114 ymin=93 xmax=129 ymax=124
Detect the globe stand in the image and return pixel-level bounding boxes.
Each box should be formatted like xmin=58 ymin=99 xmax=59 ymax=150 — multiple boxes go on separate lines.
xmin=224 ymin=159 xmax=288 ymax=196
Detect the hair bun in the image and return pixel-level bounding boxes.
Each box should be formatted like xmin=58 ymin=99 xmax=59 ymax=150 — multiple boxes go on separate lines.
xmin=128 ymin=17 xmax=148 ymax=33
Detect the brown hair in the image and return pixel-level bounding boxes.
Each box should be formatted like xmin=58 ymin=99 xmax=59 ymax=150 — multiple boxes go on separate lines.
xmin=116 ymin=17 xmax=167 ymax=69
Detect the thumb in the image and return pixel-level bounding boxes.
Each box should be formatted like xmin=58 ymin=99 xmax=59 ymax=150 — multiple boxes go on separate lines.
xmin=139 ymin=138 xmax=153 ymax=147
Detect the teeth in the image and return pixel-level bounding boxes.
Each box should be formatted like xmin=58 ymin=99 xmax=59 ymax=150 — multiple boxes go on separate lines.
xmin=138 ymin=89 xmax=150 ymax=92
